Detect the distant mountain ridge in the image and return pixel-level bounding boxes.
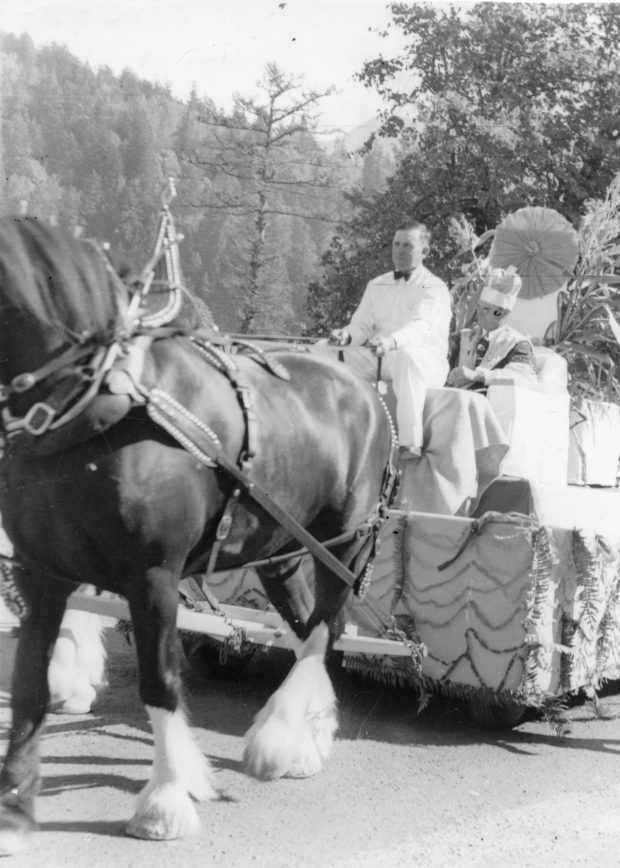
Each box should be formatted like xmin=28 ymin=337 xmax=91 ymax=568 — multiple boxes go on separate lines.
xmin=344 ymin=117 xmax=381 ymax=152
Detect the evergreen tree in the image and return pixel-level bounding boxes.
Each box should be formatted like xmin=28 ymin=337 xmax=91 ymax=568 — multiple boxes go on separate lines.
xmin=181 ymin=63 xmax=344 ymax=333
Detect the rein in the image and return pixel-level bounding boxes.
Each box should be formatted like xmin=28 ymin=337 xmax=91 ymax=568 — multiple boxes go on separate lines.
xmin=0 ymin=341 xmax=95 ymax=402
xmin=1 ymin=342 xmax=124 ymax=439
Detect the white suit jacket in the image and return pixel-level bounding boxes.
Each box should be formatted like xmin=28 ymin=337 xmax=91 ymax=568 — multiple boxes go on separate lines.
xmin=347 ymin=265 xmax=451 ymax=360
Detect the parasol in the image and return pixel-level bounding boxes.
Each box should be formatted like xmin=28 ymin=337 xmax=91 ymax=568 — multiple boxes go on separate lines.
xmin=489 ymin=206 xmax=579 ymax=299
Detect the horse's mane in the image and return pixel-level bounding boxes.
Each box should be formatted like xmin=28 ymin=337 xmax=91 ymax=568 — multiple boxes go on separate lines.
xmin=0 ymin=217 xmax=124 ymax=342
xmin=176 ymin=287 xmax=216 ymax=331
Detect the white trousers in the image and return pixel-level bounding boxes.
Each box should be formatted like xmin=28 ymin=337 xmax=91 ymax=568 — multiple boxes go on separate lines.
xmin=332 ymin=346 xmax=449 ymax=449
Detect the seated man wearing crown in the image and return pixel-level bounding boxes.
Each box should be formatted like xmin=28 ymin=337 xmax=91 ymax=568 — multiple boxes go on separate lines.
xmin=447 ymin=267 xmax=537 ymax=392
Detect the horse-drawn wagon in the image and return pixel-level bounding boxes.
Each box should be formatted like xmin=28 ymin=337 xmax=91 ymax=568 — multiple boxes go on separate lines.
xmin=3 ymin=184 xmax=618 ymax=732
xmin=1 ymin=186 xmax=620 ymax=853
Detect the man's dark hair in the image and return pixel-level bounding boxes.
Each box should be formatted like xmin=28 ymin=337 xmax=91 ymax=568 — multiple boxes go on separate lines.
xmin=394 ymin=219 xmax=431 ymax=246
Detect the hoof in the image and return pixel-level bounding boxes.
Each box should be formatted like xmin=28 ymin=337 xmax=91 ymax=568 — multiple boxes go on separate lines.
xmin=49 ymin=681 xmax=97 ymax=715
xmin=49 ymin=695 xmax=95 ymax=715
xmin=127 ymin=783 xmax=200 ymax=840
xmin=0 ymin=809 xmax=36 ymax=856
xmin=285 ymin=708 xmax=338 ymax=778
xmin=244 ymin=713 xmax=296 ymax=781
xmin=126 ymin=816 xmax=181 ymax=841
xmin=284 ymin=753 xmax=323 ymax=779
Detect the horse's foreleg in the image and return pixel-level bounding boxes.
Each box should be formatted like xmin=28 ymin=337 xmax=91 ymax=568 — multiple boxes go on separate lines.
xmin=244 ymin=621 xmax=336 ymax=780
xmin=256 ymin=557 xmax=315 ymax=642
xmin=245 ymin=559 xmax=352 ymax=781
xmin=287 ymin=567 xmax=354 ymax=777
xmin=0 ymin=585 xmax=70 ymax=856
xmin=125 ymin=569 xmax=217 ymax=841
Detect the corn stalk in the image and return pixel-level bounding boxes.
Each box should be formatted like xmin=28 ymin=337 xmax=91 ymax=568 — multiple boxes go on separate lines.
xmin=547 ymin=175 xmax=620 ymax=403
xmin=447 ymin=214 xmax=495 ymax=334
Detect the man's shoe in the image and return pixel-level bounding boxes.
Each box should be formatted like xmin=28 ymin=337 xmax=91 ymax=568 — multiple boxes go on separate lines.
xmin=399 ymin=445 xmax=423 ymax=461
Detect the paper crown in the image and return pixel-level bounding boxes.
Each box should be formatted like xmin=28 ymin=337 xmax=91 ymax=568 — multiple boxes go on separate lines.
xmin=479 ymin=267 xmax=522 ymax=311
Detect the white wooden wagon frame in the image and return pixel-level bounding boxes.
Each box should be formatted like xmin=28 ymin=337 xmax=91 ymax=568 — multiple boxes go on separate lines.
xmin=66 ymin=477 xmax=620 ymax=728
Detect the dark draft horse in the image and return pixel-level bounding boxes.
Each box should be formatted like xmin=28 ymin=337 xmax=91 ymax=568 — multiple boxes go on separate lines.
xmin=0 ymin=216 xmax=396 ymax=852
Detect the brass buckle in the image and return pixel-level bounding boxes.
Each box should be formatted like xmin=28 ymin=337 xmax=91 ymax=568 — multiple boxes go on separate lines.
xmin=22 ymin=402 xmax=56 ymax=435
xmin=11 ymin=372 xmax=37 ymax=393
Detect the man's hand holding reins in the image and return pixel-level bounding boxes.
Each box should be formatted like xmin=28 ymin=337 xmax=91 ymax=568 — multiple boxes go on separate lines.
xmin=367 ymin=335 xmax=397 ymax=357
xmin=329 ymin=328 xmax=351 ymax=346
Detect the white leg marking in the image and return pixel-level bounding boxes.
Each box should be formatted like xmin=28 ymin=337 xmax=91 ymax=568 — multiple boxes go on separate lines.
xmin=48 ymin=606 xmax=107 ymax=715
xmin=0 ymin=826 xmax=30 ymax=857
xmin=285 ymin=662 xmax=337 ymax=779
xmin=244 ymin=623 xmax=337 ymax=780
xmin=127 ymin=706 xmax=217 ymax=840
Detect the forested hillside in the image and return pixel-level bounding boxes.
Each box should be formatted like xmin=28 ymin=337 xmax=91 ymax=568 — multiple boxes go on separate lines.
xmin=4 ymin=3 xmax=620 ymax=342
xmin=0 ymin=32 xmax=389 ymax=332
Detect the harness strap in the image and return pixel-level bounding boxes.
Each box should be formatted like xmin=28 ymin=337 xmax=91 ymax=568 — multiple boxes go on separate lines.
xmin=184 ymin=524 xmax=376 ymax=578
xmin=0 ymin=342 xmax=96 ymax=402
xmin=187 ymin=336 xmax=258 ymax=463
xmin=179 ymin=574 xmax=223 ymax=612
xmin=229 ymin=338 xmax=291 ymax=381
xmin=204 ymin=485 xmax=243 ymax=578
xmin=3 ymin=370 xmax=88 ymax=438
xmin=146 ymin=389 xmax=219 ymax=468
xmin=145 ymin=387 xmax=363 ymax=589
xmin=2 ymin=343 xmax=123 ymax=443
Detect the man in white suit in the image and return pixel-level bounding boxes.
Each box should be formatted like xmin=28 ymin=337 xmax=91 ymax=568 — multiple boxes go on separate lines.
xmin=329 ymin=220 xmax=451 ymax=459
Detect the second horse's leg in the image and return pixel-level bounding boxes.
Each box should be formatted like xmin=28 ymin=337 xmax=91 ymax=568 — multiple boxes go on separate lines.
xmin=48 ymin=589 xmax=108 ymax=714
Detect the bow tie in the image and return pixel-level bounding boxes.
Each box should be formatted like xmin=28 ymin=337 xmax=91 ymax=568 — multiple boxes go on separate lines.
xmin=393 ymin=270 xmax=412 ymax=281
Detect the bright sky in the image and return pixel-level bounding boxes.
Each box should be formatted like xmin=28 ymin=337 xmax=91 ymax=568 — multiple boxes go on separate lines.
xmin=2 ymin=0 xmax=412 ymax=136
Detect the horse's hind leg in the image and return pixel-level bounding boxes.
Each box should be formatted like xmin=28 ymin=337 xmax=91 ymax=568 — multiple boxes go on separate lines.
xmin=0 ymin=578 xmax=71 ymax=856
xmin=124 ymin=568 xmax=217 ymax=840
xmin=254 ymin=557 xmax=314 ymax=649
xmin=245 ymin=559 xmax=348 ymax=780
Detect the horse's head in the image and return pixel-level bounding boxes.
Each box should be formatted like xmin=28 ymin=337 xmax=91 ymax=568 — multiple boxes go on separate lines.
xmin=0 ymin=217 xmax=129 ymax=407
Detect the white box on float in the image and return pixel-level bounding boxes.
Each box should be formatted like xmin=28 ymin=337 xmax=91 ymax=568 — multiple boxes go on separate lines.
xmin=487 ymin=382 xmax=570 ymax=485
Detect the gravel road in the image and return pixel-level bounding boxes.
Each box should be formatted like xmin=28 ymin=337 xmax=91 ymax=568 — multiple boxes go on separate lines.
xmin=2 ymin=619 xmax=620 ymax=867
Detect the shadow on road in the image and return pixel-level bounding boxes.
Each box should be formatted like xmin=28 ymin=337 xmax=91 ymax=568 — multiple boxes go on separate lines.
xmin=3 ymin=624 xmax=620 ymax=767
xmin=35 ymin=819 xmax=127 ymax=838
xmin=41 ymin=770 xmax=143 ymax=796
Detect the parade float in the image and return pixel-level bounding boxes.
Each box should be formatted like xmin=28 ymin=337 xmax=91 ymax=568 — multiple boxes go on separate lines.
xmin=156 ymin=196 xmax=620 ymax=727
